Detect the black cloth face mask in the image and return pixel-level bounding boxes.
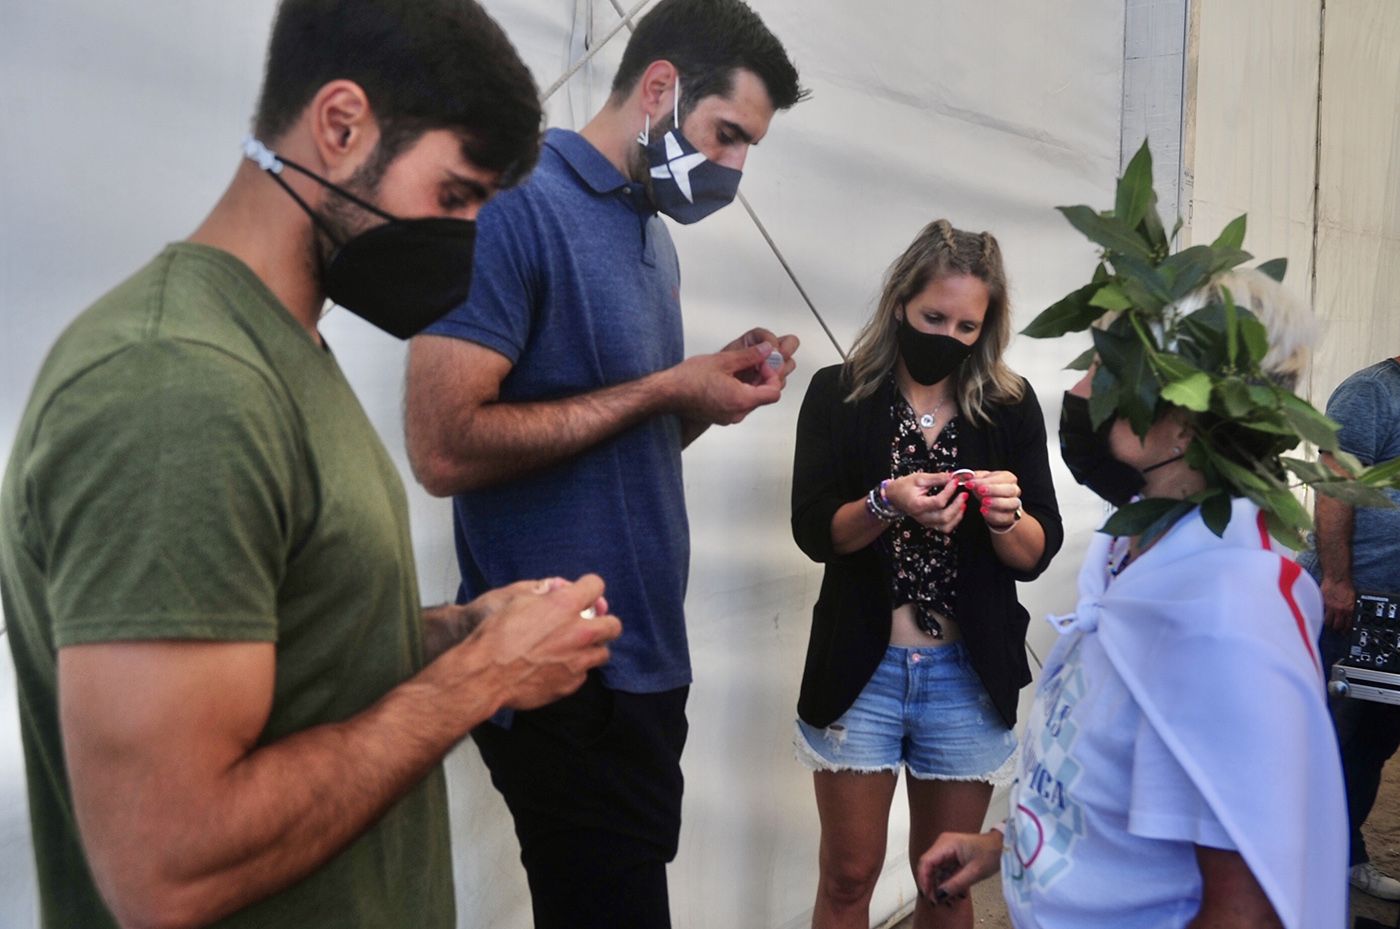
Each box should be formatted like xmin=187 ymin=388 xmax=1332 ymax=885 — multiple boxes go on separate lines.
xmin=896 ymin=316 xmax=974 ymax=386
xmin=1059 ymin=392 xmax=1184 ymax=506
xmin=242 ymin=136 xmax=476 ymax=340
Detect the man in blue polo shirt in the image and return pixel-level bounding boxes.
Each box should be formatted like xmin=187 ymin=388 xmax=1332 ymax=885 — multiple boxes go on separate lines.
xmin=1302 ymin=355 xmax=1400 ymax=901
xmin=405 ymin=1 xmax=805 ymax=925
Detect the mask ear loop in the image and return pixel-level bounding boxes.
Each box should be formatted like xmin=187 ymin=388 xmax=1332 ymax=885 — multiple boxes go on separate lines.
xmin=241 ymin=134 xmax=400 ymax=244
xmin=1141 ymin=447 xmax=1186 ymax=473
xmin=633 ymin=73 xmax=681 ymax=146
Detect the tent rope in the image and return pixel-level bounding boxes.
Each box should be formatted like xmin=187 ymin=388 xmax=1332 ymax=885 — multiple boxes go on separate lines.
xmin=540 ymin=0 xmax=652 ymax=103
xmin=734 ymin=193 xmax=846 ymax=360
xmin=540 ymin=0 xmax=846 ymax=361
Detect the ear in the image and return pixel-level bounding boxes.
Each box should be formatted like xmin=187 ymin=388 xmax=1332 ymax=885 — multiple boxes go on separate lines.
xmin=306 ymin=80 xmax=380 ymax=183
xmin=635 ymin=60 xmax=679 ymax=123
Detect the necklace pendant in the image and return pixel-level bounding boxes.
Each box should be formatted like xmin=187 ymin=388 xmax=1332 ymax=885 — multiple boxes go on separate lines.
xmin=919 ymin=413 xmax=936 ymax=429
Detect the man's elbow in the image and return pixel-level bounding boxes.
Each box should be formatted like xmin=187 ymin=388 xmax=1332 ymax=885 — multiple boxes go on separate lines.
xmin=413 ymin=454 xmax=462 ymax=497
xmin=115 ymin=904 xmax=202 ymax=929
xmin=106 ymin=875 xmax=216 ymax=929
xmin=411 ymin=448 xmax=489 ymax=497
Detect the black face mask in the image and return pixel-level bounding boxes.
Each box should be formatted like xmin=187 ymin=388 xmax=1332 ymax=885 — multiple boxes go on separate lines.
xmin=1059 ymin=392 xmax=1185 ymax=506
xmin=896 ymin=316 xmax=974 ymax=386
xmin=1059 ymin=392 xmax=1144 ymax=506
xmin=243 ymin=136 xmax=476 ymax=340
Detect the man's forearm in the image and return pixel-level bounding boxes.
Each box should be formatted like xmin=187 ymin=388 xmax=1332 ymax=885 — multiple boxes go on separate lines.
xmin=988 ymin=514 xmax=1046 ymax=573
xmin=97 ymin=649 xmax=505 ymax=929
xmin=420 ymin=370 xmax=676 ymax=495
xmin=1187 ymin=846 xmax=1284 ymax=929
xmin=1314 ymin=491 xmax=1355 ymax=583
xmin=422 ymin=603 xmax=471 ymax=662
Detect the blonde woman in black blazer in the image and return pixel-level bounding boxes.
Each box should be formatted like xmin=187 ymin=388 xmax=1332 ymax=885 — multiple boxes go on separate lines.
xmin=790 ymin=220 xmax=1063 ymax=929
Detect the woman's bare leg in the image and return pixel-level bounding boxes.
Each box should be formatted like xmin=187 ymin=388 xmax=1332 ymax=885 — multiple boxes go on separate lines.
xmin=906 ymin=777 xmax=994 ymax=929
xmin=811 ymin=769 xmax=900 ymax=929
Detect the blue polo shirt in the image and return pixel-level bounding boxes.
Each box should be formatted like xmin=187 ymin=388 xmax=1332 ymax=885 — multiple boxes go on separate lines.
xmin=424 ymin=128 xmax=691 ymax=694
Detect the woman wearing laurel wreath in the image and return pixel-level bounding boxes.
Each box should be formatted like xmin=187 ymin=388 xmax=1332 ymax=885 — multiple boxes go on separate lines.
xmin=913 ymin=145 xmax=1390 ymax=929
xmin=790 ymin=220 xmax=1064 ymax=929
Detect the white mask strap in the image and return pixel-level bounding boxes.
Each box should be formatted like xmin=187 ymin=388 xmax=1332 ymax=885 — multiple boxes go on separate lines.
xmin=241 ymin=134 xmax=283 ymax=173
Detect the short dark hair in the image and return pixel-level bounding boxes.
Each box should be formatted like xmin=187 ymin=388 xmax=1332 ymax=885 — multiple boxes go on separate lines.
xmin=253 ymin=0 xmax=543 ymax=187
xmin=611 ymin=0 xmax=807 ymax=116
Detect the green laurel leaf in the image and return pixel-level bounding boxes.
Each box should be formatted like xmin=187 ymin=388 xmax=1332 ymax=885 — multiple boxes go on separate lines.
xmin=1278 ymin=394 xmax=1341 ymax=449
xmin=1065 ymin=345 xmax=1098 ymax=371
xmin=1116 ymin=141 xmax=1155 ymax=230
xmin=1361 ymin=455 xmax=1400 ymax=487
xmin=1199 ymin=490 xmax=1233 ymax=537
xmin=1101 ymin=498 xmax=1190 ymax=538
xmin=1021 ymin=282 xmax=1105 ymax=339
xmin=1314 ymin=481 xmax=1399 ymax=508
xmin=1257 ymin=257 xmax=1288 ymax=282
xmin=1161 ymin=372 xmax=1213 ymax=412
xmin=1210 ymin=248 xmax=1254 ymax=275
xmin=1211 ymin=214 xmax=1247 ymax=252
xmin=1161 ymin=245 xmax=1216 ymax=300
xmin=1057 ymin=205 xmax=1154 ymax=261
xmin=1089 ymin=284 xmax=1133 ymax=311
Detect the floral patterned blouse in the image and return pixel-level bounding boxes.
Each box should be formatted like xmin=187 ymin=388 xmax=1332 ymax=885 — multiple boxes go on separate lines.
xmin=888 ymin=388 xmax=960 ymax=637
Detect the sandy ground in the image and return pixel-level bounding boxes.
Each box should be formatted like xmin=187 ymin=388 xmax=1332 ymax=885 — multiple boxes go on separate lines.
xmin=1353 ymin=753 xmax=1400 ymax=927
xmin=894 ymin=753 xmax=1400 ymax=929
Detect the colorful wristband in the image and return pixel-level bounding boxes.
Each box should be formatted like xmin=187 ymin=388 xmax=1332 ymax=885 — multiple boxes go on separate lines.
xmin=866 ymin=483 xmax=900 ymax=521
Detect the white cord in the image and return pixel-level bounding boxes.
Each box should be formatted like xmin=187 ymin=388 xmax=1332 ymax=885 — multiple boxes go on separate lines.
xmin=241 ymin=134 xmax=283 ymax=173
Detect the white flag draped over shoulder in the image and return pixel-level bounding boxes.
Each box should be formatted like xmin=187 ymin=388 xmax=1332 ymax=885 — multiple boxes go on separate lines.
xmin=1086 ymin=496 xmax=1347 ymax=929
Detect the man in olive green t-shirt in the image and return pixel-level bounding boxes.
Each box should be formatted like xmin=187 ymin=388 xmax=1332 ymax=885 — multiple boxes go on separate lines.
xmin=0 ymin=3 xmax=621 ymax=928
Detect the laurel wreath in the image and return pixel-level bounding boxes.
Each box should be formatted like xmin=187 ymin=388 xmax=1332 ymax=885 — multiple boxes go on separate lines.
xmin=1023 ymin=141 xmax=1400 ymax=547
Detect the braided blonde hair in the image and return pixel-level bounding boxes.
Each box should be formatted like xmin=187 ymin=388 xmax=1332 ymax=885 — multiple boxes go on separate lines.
xmin=843 ymin=219 xmax=1024 ymax=425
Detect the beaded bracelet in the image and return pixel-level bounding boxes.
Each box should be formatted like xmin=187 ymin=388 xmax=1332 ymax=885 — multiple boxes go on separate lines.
xmin=865 ymin=483 xmax=900 ymax=521
xmin=879 ymin=479 xmax=897 ymax=512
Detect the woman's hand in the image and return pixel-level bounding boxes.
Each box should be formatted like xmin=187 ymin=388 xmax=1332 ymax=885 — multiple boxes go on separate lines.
xmin=965 ymin=469 xmax=1023 ymax=533
xmin=916 ymin=830 xmax=1003 ymax=903
xmin=884 ymin=471 xmax=970 ymax=534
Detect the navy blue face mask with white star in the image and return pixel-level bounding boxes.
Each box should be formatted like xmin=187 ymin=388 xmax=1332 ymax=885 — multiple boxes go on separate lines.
xmin=640 ymin=78 xmax=742 ymax=224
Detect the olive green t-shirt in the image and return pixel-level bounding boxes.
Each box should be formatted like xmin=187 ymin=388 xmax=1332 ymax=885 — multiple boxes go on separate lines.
xmin=0 ymin=243 xmax=454 ymax=928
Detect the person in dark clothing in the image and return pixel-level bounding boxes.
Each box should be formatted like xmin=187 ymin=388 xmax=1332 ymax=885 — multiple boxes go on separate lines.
xmin=789 ymin=219 xmax=1063 ymax=929
xmin=404 ymin=2 xmax=806 ymax=926
xmin=1302 ymin=356 xmax=1400 ymax=900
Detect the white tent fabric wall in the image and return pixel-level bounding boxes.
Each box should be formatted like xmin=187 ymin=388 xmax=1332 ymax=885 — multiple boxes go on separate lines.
xmin=0 ymin=2 xmax=1129 ymax=927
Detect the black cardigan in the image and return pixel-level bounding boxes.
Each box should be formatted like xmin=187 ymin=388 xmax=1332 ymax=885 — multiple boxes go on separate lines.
xmin=790 ymin=364 xmax=1064 ymax=729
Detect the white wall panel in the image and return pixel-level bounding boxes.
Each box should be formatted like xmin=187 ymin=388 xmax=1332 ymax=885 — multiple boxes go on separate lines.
xmin=1123 ymin=0 xmax=1190 ymax=217
xmin=1188 ymin=0 xmax=1321 ymax=333
xmin=1188 ymin=0 xmax=1398 ymax=420
xmin=0 ymin=2 xmax=1126 ymax=927
xmin=1309 ymin=0 xmax=1400 ymax=404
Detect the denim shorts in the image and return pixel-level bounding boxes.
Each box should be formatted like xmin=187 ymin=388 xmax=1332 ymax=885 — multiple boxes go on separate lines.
xmin=794 ymin=642 xmax=1017 ymax=783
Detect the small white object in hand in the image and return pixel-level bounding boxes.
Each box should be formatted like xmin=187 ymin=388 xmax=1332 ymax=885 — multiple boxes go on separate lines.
xmin=766 ymin=350 xmax=783 ymax=371
xmin=579 ymin=607 xmax=598 ymax=620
